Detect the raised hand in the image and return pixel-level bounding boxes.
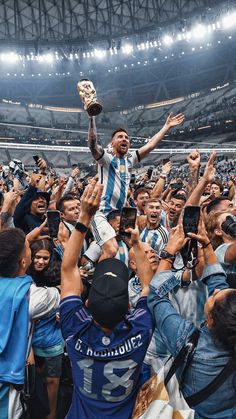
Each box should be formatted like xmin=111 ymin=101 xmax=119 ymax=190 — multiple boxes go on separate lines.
xmin=37 ymin=158 xmax=47 ymax=173
xmin=30 ymin=172 xmax=43 ymax=188
xmin=165 ymin=113 xmax=185 ymax=129
xmin=202 ymin=152 xmax=216 ymax=183
xmin=2 ymin=190 xmax=18 ymax=209
xmin=79 ymin=180 xmax=103 ymax=222
xmin=126 ymin=225 xmax=140 ymax=247
xmin=187 ymin=149 xmax=200 ymax=170
xmin=187 ymin=216 xmax=210 ymax=247
xmin=162 ymin=160 xmax=172 ymax=176
xmin=26 ymin=218 xmax=49 ymax=242
xmin=165 ymin=224 xmax=189 ymax=255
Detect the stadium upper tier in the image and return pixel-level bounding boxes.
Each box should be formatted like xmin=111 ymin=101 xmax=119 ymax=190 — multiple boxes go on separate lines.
xmin=0 ymin=80 xmax=235 ymax=168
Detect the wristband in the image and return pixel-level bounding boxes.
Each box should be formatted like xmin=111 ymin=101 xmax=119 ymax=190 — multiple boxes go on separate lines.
xmin=160 ymin=249 xmax=175 ymax=260
xmin=75 ymin=222 xmax=88 ymax=233
xmin=160 ymin=173 xmax=167 ymax=179
xmin=202 ymin=241 xmax=211 ymax=249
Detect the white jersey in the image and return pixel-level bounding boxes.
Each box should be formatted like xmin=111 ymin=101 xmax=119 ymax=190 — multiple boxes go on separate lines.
xmin=97 ymin=149 xmax=140 ymax=214
xmin=140 ymin=225 xmax=169 ymax=255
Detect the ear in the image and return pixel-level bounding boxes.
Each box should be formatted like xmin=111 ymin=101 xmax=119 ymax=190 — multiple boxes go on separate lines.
xmin=214 ymin=228 xmax=222 ymax=237
xmin=85 ymin=299 xmax=89 ymax=307
xmin=206 ymin=312 xmax=214 ymax=329
xmin=18 ymin=257 xmax=27 ymax=275
xmin=129 ymin=259 xmax=136 ymax=271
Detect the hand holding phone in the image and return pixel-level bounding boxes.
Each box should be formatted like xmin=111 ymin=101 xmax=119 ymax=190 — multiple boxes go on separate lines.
xmin=119 ymin=207 xmax=137 ymax=237
xmin=183 ymin=206 xmax=200 ymax=237
xmin=47 ymin=210 xmax=61 ymax=238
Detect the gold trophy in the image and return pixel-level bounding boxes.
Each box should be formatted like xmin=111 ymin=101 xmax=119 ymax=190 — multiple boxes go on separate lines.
xmin=77 ymin=79 xmax=102 ymax=116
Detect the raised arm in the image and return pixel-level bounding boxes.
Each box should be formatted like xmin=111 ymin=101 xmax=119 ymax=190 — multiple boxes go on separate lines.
xmin=186 ymin=152 xmax=216 ymax=206
xmin=88 ymin=116 xmax=104 ymax=160
xmin=188 ymin=217 xmax=228 ymax=295
xmin=128 ymin=226 xmax=154 ymax=296
xmin=61 ymin=180 xmax=103 ymax=299
xmin=148 ymin=225 xmax=196 ymax=356
xmin=186 ymin=150 xmax=200 ymax=196
xmin=0 ymin=190 xmax=18 ymax=229
xmin=151 ymin=160 xmax=172 ymax=199
xmin=138 ymin=113 xmax=185 ymax=160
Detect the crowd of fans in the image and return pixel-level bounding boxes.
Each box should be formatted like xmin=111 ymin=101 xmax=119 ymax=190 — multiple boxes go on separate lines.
xmin=1 ymin=112 xmax=236 ymax=419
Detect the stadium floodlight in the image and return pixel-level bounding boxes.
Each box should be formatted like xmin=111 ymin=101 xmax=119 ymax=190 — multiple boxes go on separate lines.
xmin=192 ymin=24 xmax=207 ymax=39
xmin=1 ymin=52 xmax=19 ymax=63
xmin=185 ymin=31 xmax=192 ymax=40
xmin=44 ymin=53 xmax=54 ymax=63
xmin=122 ymin=43 xmax=133 ymax=54
xmin=162 ymin=35 xmax=173 ymax=46
xmin=222 ymin=12 xmax=236 ymax=29
xmin=94 ymin=49 xmax=106 ymax=59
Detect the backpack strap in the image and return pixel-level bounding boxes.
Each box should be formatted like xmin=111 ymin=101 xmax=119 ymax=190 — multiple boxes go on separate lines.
xmin=165 ymin=328 xmax=200 ymax=386
xmin=185 ymin=358 xmax=236 ymax=407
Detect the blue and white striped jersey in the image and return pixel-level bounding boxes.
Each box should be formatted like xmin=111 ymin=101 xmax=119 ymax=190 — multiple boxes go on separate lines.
xmin=140 ymin=225 xmax=169 ymax=255
xmin=115 ymin=239 xmax=129 ymax=267
xmin=97 ymin=150 xmax=140 ymax=215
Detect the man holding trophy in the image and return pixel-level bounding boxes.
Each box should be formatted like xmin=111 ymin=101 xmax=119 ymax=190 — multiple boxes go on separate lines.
xmin=77 ymin=79 xmax=185 ymax=260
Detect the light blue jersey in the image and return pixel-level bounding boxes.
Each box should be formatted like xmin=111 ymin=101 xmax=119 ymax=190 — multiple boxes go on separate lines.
xmin=97 ymin=150 xmax=140 ymax=215
xmin=116 ymin=239 xmax=129 ymax=267
xmin=140 ymin=225 xmax=169 ymax=255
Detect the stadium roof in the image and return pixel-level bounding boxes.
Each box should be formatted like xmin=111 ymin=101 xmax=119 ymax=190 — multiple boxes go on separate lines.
xmin=0 ymin=1 xmax=228 ymax=46
xmin=0 ymin=0 xmax=235 ymax=109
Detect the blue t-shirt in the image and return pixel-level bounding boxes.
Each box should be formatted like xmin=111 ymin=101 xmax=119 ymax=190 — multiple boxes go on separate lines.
xmin=60 ymin=295 xmax=153 ymax=419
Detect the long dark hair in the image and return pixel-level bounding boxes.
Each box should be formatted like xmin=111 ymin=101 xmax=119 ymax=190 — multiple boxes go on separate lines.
xmin=28 ymin=239 xmax=54 ymax=286
xmin=211 ymin=291 xmax=236 ymax=358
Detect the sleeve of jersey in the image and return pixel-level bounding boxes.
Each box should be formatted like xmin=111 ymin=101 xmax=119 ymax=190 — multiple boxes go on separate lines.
xmin=127 ymin=297 xmax=154 ymax=331
xmin=96 ymin=149 xmax=112 ymax=165
xmin=59 ymin=295 xmax=93 ymax=340
xmin=132 ymin=150 xmax=141 ymax=165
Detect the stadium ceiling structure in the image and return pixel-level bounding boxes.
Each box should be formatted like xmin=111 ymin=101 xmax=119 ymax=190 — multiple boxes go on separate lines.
xmin=0 ymin=0 xmax=229 ymax=46
xmin=0 ymin=0 xmax=235 ymax=109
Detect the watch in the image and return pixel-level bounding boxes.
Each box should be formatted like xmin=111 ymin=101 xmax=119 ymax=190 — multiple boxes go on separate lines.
xmin=160 ymin=249 xmax=175 ymax=260
xmin=75 ymin=222 xmax=88 ymax=233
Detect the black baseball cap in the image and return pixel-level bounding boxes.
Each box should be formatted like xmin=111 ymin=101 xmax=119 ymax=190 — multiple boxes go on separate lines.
xmin=88 ymin=258 xmax=129 ymax=329
xmin=35 ymin=189 xmax=51 ymax=206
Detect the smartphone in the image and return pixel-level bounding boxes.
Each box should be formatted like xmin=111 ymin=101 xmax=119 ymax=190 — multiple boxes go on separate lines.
xmin=33 ymin=155 xmax=40 ymax=164
xmin=146 ymin=168 xmax=153 ymax=180
xmin=171 ymin=182 xmax=183 ymax=190
xmin=130 ymin=173 xmax=136 ymax=186
xmin=183 ymin=206 xmax=200 ymax=237
xmin=119 ymin=207 xmax=137 ymax=237
xmin=46 ymin=210 xmax=61 ymax=238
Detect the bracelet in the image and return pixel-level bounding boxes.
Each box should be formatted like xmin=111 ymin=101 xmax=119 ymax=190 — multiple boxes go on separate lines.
xmin=75 ymin=222 xmax=89 ymax=233
xmin=202 ymin=241 xmax=211 ymax=249
xmin=160 ymin=173 xmax=167 ymax=179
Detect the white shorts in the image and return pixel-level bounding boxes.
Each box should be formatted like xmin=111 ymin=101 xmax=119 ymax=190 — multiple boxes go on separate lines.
xmin=91 ymin=212 xmax=116 ymax=247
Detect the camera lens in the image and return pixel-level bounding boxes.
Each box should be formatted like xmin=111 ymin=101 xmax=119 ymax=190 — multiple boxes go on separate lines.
xmin=221 ymin=216 xmax=236 ymax=238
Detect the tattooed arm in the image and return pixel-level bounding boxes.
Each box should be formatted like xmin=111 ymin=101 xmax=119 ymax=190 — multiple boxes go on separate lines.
xmin=88 ymin=117 xmax=104 ymax=160
xmin=0 ymin=191 xmax=18 ymax=229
